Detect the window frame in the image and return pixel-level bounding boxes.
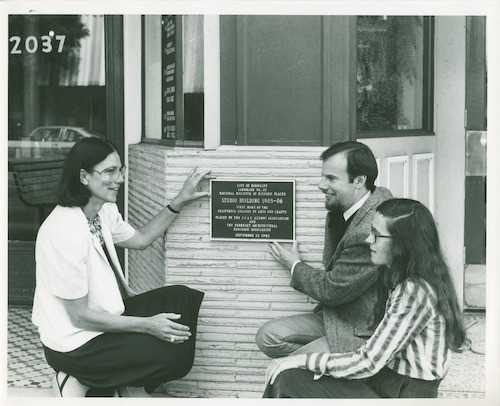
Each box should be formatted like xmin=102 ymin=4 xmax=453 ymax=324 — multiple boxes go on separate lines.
xmin=220 ymin=15 xmax=435 ymax=146
xmin=140 ymin=15 xmax=204 ymax=148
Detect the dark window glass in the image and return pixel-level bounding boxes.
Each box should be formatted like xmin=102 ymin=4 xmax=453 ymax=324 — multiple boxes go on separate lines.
xmin=144 ymin=15 xmax=204 ymax=145
xmin=356 ymin=16 xmax=428 ymax=132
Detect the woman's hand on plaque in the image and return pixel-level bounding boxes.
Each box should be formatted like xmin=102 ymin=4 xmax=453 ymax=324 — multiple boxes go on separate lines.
xmin=170 ymin=167 xmax=213 ymax=210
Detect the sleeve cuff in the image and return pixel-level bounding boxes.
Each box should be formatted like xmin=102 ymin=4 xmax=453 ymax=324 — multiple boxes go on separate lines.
xmin=290 ymin=260 xmax=301 ymax=275
xmin=306 ymin=353 xmax=330 ymax=378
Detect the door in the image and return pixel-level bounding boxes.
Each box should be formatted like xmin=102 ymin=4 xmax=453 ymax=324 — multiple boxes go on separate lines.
xmin=7 ymin=15 xmax=124 ymax=305
xmin=355 ymin=16 xmax=436 ymax=212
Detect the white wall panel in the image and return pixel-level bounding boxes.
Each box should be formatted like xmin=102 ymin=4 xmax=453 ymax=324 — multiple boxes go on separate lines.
xmin=385 ymin=155 xmax=409 ymax=198
xmin=413 ymin=153 xmax=434 ymax=214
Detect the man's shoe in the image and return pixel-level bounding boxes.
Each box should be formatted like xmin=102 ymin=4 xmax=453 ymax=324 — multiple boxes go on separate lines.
xmin=51 ymin=371 xmax=89 ymax=397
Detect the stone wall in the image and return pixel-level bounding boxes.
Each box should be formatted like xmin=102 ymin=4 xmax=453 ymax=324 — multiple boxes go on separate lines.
xmin=127 ymin=144 xmax=327 ymax=397
xmin=128 ymin=145 xmax=167 ymax=292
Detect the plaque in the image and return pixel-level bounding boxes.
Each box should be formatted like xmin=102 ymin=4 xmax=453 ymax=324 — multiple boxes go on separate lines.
xmin=210 ymin=179 xmax=295 ymax=241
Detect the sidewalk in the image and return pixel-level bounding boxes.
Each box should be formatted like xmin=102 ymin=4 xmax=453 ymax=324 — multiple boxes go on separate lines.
xmin=7 ymin=306 xmax=485 ymax=398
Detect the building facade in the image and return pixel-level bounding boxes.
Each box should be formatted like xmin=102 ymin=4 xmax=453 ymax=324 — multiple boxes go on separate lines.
xmin=7 ymin=12 xmax=488 ymax=398
xmin=122 ymin=15 xmax=486 ymax=397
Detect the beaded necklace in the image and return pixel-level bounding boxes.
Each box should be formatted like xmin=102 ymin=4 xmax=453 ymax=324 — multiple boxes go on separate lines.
xmin=87 ymin=215 xmax=104 ymax=246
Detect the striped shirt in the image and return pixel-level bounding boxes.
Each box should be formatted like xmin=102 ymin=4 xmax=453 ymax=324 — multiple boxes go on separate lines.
xmin=305 ymin=279 xmax=449 ymax=381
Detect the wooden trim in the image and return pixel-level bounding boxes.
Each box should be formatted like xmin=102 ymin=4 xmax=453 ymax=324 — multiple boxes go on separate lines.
xmin=174 ymin=15 xmax=185 ymax=140
xmin=357 ymin=130 xmax=435 ymax=139
xmin=244 ymin=141 xmax=323 ymax=146
xmin=104 ymin=15 xmax=125 ymax=263
xmin=329 ymin=16 xmax=354 ymax=144
xmin=422 ymin=16 xmax=435 ymax=132
xmin=220 ymin=16 xmax=238 ymax=145
xmin=347 ymin=16 xmax=357 ymax=140
xmin=104 ymin=15 xmax=125 ymax=159
xmin=175 ymin=140 xmax=204 ymax=148
xmin=465 ymin=16 xmax=487 ymax=131
xmin=236 ymin=16 xmax=247 ymax=146
xmin=322 ymin=17 xmax=331 ymax=147
xmin=141 ymin=15 xmax=146 ymax=139
xmin=141 ymin=138 xmax=176 ymax=147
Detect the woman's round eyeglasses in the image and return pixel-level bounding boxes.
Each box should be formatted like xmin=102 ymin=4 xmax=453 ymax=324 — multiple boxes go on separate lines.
xmin=90 ymin=165 xmax=127 ymax=180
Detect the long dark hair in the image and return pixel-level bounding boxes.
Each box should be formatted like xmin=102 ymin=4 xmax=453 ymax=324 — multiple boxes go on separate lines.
xmin=372 ymin=198 xmax=469 ymax=352
xmin=55 ymin=137 xmax=118 ymax=207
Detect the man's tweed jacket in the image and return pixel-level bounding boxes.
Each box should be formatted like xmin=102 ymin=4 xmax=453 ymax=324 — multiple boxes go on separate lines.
xmin=291 ymin=187 xmax=393 ymax=353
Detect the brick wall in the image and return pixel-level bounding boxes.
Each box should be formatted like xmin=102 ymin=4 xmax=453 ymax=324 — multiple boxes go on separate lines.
xmin=128 ymin=144 xmax=328 ymax=397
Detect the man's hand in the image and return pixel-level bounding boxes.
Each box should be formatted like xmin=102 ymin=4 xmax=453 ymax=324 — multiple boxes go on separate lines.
xmin=269 ymin=240 xmax=301 ymax=269
xmin=265 ymin=354 xmax=307 ymax=386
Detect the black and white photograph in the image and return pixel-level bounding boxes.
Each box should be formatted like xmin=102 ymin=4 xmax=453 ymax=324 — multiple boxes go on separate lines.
xmin=2 ymin=0 xmax=499 ymax=403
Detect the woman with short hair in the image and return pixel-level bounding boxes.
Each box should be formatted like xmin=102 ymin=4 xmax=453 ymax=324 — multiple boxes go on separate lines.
xmin=32 ymin=137 xmax=210 ymax=397
xmin=264 ymin=198 xmax=469 ymax=398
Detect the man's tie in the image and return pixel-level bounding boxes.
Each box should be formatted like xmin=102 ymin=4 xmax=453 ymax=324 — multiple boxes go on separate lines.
xmin=329 ymin=210 xmax=348 ymax=253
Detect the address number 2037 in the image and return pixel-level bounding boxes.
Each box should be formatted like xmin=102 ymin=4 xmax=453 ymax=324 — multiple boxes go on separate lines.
xmin=9 ymin=34 xmax=66 ymax=54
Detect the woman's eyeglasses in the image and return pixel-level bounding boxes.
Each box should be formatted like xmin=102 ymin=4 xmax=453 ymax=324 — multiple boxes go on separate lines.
xmin=369 ymin=228 xmax=393 ymax=242
xmin=90 ymin=165 xmax=127 ymax=180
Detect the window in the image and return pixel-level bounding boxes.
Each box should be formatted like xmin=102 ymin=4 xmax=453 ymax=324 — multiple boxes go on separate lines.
xmin=221 ymin=15 xmax=327 ymax=146
xmin=7 ymin=14 xmax=118 ymax=304
xmin=220 ymin=15 xmax=434 ymax=146
xmin=143 ymin=15 xmax=204 ymax=146
xmin=8 ymin=15 xmax=106 ymax=240
xmin=63 ymin=129 xmax=80 ymax=141
xmin=356 ymin=16 xmax=434 ymax=136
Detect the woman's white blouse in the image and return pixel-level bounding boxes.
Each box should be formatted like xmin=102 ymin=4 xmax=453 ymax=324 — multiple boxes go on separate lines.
xmin=32 ymin=203 xmax=135 ymax=352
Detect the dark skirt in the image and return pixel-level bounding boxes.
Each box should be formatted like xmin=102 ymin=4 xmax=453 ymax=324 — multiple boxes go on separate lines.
xmin=263 ymin=366 xmax=441 ymax=398
xmin=43 ymin=285 xmax=204 ymax=393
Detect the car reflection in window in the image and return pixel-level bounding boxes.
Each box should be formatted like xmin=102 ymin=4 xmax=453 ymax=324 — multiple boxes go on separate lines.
xmin=9 ymin=126 xmax=101 ymax=160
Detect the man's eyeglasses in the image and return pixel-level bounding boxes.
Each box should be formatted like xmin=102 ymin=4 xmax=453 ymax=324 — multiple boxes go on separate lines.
xmin=90 ymin=165 xmax=127 ymax=180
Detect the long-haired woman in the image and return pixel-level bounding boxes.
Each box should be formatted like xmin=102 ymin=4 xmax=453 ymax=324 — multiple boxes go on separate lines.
xmin=264 ymin=198 xmax=469 ymax=398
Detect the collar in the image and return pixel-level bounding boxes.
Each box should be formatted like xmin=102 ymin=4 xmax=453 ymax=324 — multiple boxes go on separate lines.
xmin=343 ymin=190 xmax=371 ymax=221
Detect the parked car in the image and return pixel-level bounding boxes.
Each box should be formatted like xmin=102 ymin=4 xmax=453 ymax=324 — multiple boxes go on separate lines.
xmin=8 ymin=126 xmax=102 ymax=159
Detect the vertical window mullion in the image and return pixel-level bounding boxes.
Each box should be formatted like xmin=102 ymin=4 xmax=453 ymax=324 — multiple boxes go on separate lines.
xmin=329 ymin=15 xmax=354 ymax=144
xmin=236 ymin=16 xmax=247 ymax=146
xmin=141 ymin=15 xmax=145 ymax=139
xmin=175 ymin=15 xmax=185 ymax=141
xmin=422 ymin=16 xmax=434 ymax=131
xmin=322 ymin=16 xmax=331 ymax=146
xmin=220 ymin=16 xmax=238 ymax=146
xmin=348 ymin=16 xmax=357 ymax=140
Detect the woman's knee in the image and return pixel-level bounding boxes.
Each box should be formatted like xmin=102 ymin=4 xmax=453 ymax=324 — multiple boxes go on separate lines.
xmin=163 ymin=345 xmax=196 ymax=379
xmin=264 ymin=369 xmax=309 ymax=398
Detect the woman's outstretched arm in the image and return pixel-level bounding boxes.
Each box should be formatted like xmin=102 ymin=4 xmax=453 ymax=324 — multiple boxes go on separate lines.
xmin=117 ymin=167 xmax=212 ymax=250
